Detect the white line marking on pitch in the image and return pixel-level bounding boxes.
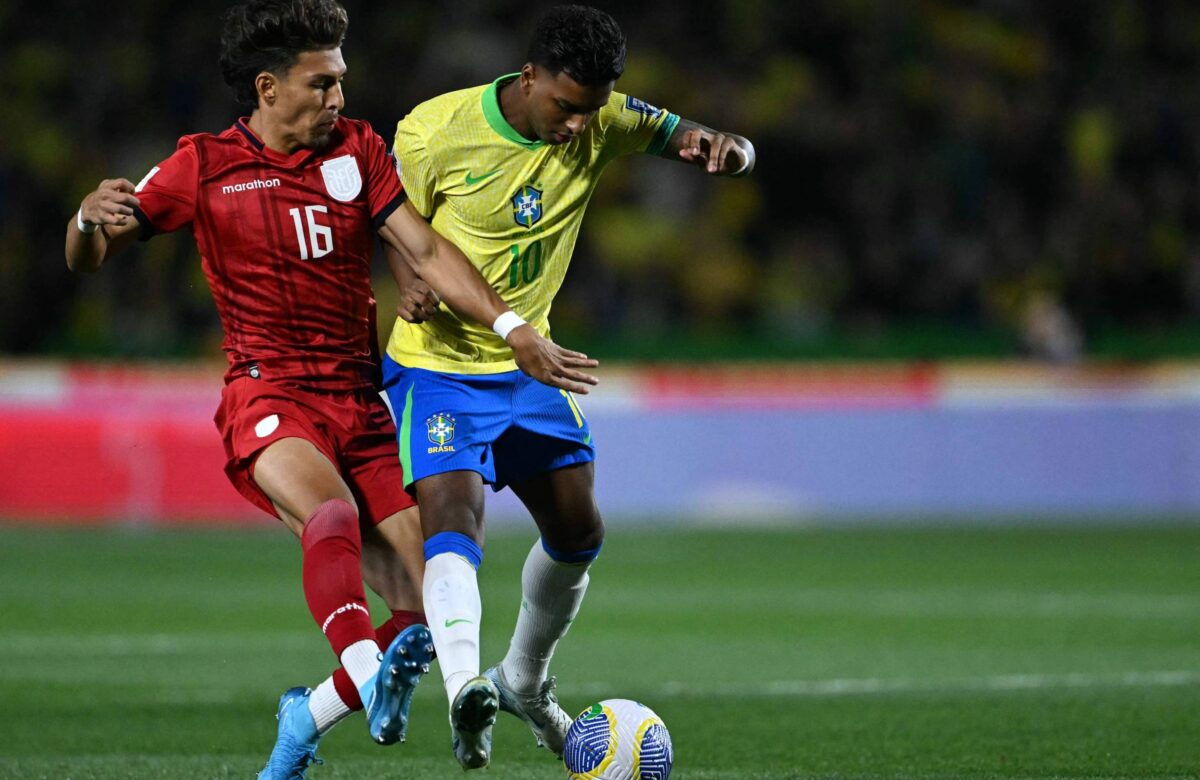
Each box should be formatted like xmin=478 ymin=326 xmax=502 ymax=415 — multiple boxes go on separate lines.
xmin=577 ymin=670 xmax=1200 ymax=699
xmin=0 ymin=633 xmax=314 ymax=655
xmin=758 ymin=670 xmax=1200 ymax=696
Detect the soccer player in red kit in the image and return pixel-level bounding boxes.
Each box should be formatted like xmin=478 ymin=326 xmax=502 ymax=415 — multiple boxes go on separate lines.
xmin=63 ymin=1 xmax=599 ymax=777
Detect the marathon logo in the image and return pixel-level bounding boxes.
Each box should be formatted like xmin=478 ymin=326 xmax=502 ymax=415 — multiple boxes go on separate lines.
xmin=321 ymin=602 xmax=370 ymax=634
xmin=221 ymin=177 xmax=281 ymax=195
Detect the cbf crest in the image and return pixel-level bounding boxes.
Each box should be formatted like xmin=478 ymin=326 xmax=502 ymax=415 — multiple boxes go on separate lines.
xmin=321 ymin=154 xmax=362 ymax=202
xmin=426 ymin=412 xmax=456 ymax=452
xmin=512 ymin=185 xmax=543 ymax=228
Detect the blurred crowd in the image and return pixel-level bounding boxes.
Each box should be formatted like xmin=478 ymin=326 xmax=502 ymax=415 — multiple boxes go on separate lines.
xmin=4 ymin=0 xmax=1199 ymax=362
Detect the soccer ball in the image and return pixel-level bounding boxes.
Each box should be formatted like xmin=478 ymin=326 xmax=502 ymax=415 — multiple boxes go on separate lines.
xmin=562 ymin=698 xmax=673 ymax=780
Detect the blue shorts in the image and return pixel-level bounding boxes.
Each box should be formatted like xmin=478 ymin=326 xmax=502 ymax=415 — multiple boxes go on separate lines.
xmin=381 ymin=355 xmax=595 ymax=491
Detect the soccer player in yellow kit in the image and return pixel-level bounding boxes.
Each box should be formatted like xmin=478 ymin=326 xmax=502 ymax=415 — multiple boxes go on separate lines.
xmin=382 ymin=5 xmax=755 ymax=769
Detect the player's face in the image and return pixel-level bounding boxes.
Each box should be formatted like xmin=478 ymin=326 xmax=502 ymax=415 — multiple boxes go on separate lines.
xmin=526 ymin=66 xmax=613 ymax=145
xmin=269 ymin=48 xmax=347 ymax=149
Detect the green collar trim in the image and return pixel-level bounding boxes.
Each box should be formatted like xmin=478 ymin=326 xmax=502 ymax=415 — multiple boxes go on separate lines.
xmin=483 ymin=73 xmax=545 ymax=150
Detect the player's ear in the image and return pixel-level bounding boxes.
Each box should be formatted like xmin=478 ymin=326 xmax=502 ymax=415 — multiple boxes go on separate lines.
xmin=256 ymin=71 xmax=277 ymax=106
xmin=519 ymin=63 xmax=537 ymax=94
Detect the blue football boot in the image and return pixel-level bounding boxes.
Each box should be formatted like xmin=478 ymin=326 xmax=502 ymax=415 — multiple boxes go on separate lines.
xmin=257 ymin=687 xmax=323 ymax=780
xmin=366 ymin=623 xmax=435 ymax=745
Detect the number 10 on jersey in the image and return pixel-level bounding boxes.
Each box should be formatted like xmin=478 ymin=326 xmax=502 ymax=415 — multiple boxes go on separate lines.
xmin=508 ymin=239 xmax=543 ymax=288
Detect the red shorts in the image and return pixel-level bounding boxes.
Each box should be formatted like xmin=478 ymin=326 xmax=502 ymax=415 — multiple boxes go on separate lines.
xmin=214 ymin=377 xmax=416 ymax=525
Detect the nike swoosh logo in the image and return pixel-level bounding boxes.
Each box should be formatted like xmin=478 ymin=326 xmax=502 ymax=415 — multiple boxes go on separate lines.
xmin=465 ymin=169 xmax=502 ymax=185
xmin=444 ymin=618 xmax=474 ymax=628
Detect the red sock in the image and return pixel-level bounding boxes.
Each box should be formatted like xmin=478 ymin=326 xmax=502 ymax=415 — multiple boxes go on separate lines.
xmin=300 ymin=499 xmax=375 ymax=657
xmin=332 ymin=610 xmax=429 ymax=710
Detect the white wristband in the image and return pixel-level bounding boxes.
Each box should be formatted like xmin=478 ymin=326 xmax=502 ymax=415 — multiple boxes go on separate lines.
xmin=76 ymin=209 xmax=98 ymax=234
xmin=492 ymin=311 xmax=527 ymax=341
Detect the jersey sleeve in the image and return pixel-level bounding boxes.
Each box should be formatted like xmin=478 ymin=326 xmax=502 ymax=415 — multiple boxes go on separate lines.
xmin=361 ymin=126 xmax=407 ymax=229
xmin=392 ymin=114 xmax=438 ymax=219
xmin=132 ymin=137 xmax=199 ymax=239
xmin=598 ymin=90 xmax=680 ymax=160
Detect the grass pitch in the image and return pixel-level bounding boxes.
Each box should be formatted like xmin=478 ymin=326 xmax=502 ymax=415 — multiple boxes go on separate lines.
xmin=0 ymin=523 xmax=1196 ymax=779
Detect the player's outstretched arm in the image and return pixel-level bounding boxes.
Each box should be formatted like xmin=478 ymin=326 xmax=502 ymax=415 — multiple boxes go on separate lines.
xmin=383 ymin=240 xmax=442 ymax=325
xmin=661 ymin=118 xmax=756 ymax=177
xmin=65 ymin=179 xmax=143 ymax=272
xmin=380 ymin=202 xmax=599 ymax=393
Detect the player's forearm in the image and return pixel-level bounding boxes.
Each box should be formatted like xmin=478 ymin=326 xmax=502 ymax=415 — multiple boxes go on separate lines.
xmin=65 ymin=218 xmax=108 ymax=273
xmin=66 ymin=219 xmax=139 ymax=272
xmin=381 ymin=203 xmax=510 ymax=328
xmin=67 ymin=180 xmax=143 ymax=272
xmin=415 ymin=233 xmax=509 ymax=325
xmin=384 ymin=240 xmax=421 ymax=291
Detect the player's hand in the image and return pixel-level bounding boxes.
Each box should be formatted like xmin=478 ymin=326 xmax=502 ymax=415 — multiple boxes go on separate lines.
xmin=677 ymin=129 xmax=748 ymax=175
xmin=506 ymin=324 xmax=599 ymax=394
xmin=396 ymin=277 xmax=441 ymax=324
xmin=80 ymin=179 xmax=141 ymax=227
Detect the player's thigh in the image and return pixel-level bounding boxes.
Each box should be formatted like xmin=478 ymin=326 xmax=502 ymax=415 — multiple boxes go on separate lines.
xmin=509 ymin=461 xmax=604 ymax=553
xmin=338 ymin=389 xmax=418 ymax=525
xmin=501 ymin=374 xmax=600 ymax=550
xmin=361 ymin=506 xmax=424 ymax=611
xmin=253 ymin=436 xmax=357 ymax=536
xmin=382 ymin=359 xmax=507 ymax=542
xmin=413 ymin=470 xmax=489 ymax=544
xmin=217 ymin=377 xmax=352 ymax=529
xmin=497 ymin=374 xmax=595 ymax=492
xmin=380 ymin=358 xmax=508 ymax=489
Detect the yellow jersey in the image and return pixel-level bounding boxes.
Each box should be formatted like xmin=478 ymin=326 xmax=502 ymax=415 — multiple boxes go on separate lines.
xmin=385 ymin=73 xmax=679 ymax=374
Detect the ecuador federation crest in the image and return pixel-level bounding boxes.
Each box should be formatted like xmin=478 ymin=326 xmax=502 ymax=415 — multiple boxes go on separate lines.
xmin=426 ymin=413 xmax=456 ymax=447
xmin=321 ymin=154 xmax=362 ymax=202
xmin=512 ymin=185 xmax=543 ymax=228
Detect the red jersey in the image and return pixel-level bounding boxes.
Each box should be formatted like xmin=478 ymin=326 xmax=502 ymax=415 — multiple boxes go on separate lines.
xmin=132 ymin=117 xmax=405 ymax=391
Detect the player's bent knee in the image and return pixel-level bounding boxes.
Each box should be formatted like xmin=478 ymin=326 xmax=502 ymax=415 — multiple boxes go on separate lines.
xmin=576 ymin=517 xmax=605 ymax=553
xmin=546 ymin=509 xmax=604 ymax=555
xmin=300 ymin=498 xmax=360 ymax=551
xmin=541 ymin=534 xmax=603 ymax=565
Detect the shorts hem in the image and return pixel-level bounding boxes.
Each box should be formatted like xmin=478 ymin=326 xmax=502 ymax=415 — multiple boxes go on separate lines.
xmin=493 ymin=447 xmax=596 ymax=492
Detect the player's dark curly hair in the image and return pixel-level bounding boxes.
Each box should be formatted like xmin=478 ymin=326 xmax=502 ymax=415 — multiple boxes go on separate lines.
xmin=219 ymin=0 xmax=349 ymax=107
xmin=526 ymin=5 xmax=626 ymax=86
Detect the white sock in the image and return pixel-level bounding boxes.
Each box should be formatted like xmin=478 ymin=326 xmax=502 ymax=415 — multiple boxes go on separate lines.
xmin=500 ymin=541 xmax=591 ymax=694
xmin=340 ymin=638 xmax=382 ymax=705
xmin=424 ymin=552 xmax=483 ymax=705
xmin=308 ymin=676 xmax=351 ymax=734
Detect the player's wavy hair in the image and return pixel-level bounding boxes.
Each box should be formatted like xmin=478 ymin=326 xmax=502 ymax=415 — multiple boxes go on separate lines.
xmin=527 ymin=5 xmax=626 ymax=86
xmin=219 ymin=0 xmax=349 ymax=107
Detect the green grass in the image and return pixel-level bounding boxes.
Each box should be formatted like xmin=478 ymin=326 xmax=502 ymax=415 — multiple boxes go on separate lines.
xmin=0 ymin=523 xmax=1197 ymax=779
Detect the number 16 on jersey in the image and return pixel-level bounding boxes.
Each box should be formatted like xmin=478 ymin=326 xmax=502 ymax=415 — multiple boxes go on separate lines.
xmin=289 ymin=205 xmax=333 ymax=260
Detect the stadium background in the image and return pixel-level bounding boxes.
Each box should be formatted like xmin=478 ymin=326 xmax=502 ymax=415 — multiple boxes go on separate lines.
xmin=1 ymin=3 xmax=1198 ymax=779
xmin=4 ymin=0 xmax=1200 ymax=520
xmin=9 ymin=0 xmax=1200 ymax=364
